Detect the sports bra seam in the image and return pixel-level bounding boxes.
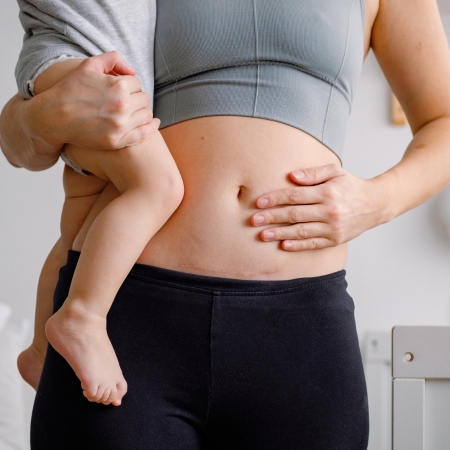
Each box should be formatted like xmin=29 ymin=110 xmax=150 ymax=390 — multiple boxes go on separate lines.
xmin=156 ymin=61 xmax=351 ymax=104
xmin=155 ymin=36 xmax=173 ymax=79
xmin=171 ymin=81 xmax=178 ymax=124
xmin=252 ymin=0 xmax=259 ymax=117
xmin=360 ymin=0 xmax=366 ymax=35
xmin=321 ymin=0 xmax=355 ymax=142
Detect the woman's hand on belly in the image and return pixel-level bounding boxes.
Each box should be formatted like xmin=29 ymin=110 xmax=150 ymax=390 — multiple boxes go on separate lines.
xmin=250 ymin=163 xmax=388 ymax=251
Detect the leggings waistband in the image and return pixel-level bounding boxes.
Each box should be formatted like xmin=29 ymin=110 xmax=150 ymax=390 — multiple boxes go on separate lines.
xmin=66 ymin=250 xmax=346 ymax=294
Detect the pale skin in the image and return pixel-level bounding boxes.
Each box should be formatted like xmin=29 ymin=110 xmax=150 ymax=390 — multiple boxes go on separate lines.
xmin=17 ymin=55 xmax=184 ymax=407
xmin=2 ymin=0 xmax=450 ymax=400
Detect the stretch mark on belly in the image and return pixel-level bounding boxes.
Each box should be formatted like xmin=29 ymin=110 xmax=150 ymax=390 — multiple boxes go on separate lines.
xmin=179 ymin=264 xmax=280 ymax=278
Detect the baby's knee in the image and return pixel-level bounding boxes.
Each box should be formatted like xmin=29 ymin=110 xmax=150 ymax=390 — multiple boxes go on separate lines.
xmin=158 ymin=168 xmax=184 ymax=211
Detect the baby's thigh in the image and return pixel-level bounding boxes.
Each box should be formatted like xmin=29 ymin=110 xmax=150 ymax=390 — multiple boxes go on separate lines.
xmin=69 ymin=181 xmax=120 ymax=251
xmin=60 ymin=165 xmax=109 ymax=246
xmin=64 ymin=131 xmax=180 ymax=193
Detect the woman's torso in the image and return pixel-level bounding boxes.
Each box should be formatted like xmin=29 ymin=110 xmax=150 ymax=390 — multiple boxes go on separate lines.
xmin=134 ymin=0 xmax=377 ymax=279
xmin=134 ymin=0 xmax=377 ymax=280
xmin=138 ymin=116 xmax=345 ymax=279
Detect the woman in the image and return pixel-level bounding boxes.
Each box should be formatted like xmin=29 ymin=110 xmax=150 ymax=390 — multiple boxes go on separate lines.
xmin=2 ymin=0 xmax=450 ymax=448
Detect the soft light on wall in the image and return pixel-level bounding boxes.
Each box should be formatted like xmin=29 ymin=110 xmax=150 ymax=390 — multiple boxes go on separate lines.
xmin=437 ymin=187 xmax=450 ymax=241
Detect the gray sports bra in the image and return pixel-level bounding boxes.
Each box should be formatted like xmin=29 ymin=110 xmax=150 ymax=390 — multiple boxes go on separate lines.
xmin=153 ymin=0 xmax=365 ymax=161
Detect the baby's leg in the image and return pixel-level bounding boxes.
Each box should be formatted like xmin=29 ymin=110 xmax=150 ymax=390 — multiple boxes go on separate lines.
xmin=17 ymin=238 xmax=67 ymax=389
xmin=18 ymin=166 xmax=109 ymax=389
xmin=45 ymin=130 xmax=184 ymax=406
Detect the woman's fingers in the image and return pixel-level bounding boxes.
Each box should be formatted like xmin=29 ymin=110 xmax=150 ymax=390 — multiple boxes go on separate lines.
xmin=281 ymin=238 xmax=332 ymax=251
xmin=260 ymin=221 xmax=334 ymax=251
xmin=42 ymin=53 xmax=155 ymax=150
xmin=251 ymin=170 xmax=378 ymax=252
xmin=251 ymin=205 xmax=325 ymax=227
xmin=21 ymin=49 xmax=156 ymax=153
xmin=259 ymin=222 xmax=329 ymax=242
xmin=255 ymin=163 xmax=344 ymax=208
xmin=108 ymin=74 xmax=144 ymax=94
xmin=117 ymin=119 xmax=161 ymax=148
xmin=82 ymin=50 xmax=136 ymax=76
xmin=256 ymin=164 xmax=345 ymax=208
xmin=130 ymin=91 xmax=152 ymax=111
xmin=258 ymin=221 xmax=344 ymax=250
xmin=256 ymin=185 xmax=323 ymax=208
xmin=131 ymin=107 xmax=154 ymax=127
xmin=289 ymin=163 xmax=344 ymax=185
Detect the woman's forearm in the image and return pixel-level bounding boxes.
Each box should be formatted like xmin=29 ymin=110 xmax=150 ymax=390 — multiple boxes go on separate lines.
xmin=0 ymin=58 xmax=89 ymax=171
xmin=250 ymin=115 xmax=450 ymax=252
xmin=371 ymin=116 xmax=450 ymax=225
xmin=0 ymin=93 xmax=62 ymax=171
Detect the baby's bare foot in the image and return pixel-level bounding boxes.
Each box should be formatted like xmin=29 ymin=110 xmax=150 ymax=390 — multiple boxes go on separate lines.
xmin=45 ymin=303 xmax=127 ymax=406
xmin=17 ymin=342 xmax=46 ymax=390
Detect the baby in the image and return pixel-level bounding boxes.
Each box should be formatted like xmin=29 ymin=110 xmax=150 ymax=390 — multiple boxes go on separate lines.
xmin=15 ymin=1 xmax=183 ymax=406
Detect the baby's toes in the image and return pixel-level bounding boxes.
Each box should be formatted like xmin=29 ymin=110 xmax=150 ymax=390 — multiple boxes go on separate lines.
xmin=111 ymin=380 xmax=128 ymax=406
xmin=98 ymin=388 xmax=112 ymax=404
xmin=104 ymin=386 xmax=117 ymax=405
xmin=117 ymin=379 xmax=128 ymax=396
xmin=91 ymin=385 xmax=109 ymax=403
xmin=82 ymin=382 xmax=101 ymax=402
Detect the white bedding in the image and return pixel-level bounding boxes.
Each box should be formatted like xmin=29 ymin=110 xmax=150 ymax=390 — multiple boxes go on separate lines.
xmin=0 ymin=303 xmax=32 ymax=450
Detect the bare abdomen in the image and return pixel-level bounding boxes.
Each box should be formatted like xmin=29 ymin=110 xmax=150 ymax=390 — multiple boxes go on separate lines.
xmin=135 ymin=115 xmax=347 ymax=280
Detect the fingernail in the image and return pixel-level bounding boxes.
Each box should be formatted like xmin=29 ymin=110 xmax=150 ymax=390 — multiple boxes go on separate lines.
xmin=254 ymin=215 xmax=265 ymax=225
xmin=264 ymin=231 xmax=275 ymax=240
xmin=292 ymin=170 xmax=305 ymax=179
xmin=283 ymin=241 xmax=294 ymax=249
xmin=258 ymin=198 xmax=269 ymax=207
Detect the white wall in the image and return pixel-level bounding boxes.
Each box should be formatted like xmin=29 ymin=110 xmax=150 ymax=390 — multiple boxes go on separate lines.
xmin=346 ymin=13 xmax=450 ymax=338
xmin=0 ymin=0 xmax=65 ymax=324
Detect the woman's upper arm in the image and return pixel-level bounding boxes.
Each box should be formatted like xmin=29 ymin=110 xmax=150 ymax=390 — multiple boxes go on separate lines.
xmin=370 ymin=0 xmax=450 ymax=134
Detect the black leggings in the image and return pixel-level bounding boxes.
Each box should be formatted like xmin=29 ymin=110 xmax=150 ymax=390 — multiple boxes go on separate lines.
xmin=31 ymin=250 xmax=369 ymax=449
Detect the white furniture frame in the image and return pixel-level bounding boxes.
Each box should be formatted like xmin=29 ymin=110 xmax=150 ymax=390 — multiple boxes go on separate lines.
xmin=364 ymin=332 xmax=392 ymax=450
xmin=392 ymin=326 xmax=450 ymax=449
